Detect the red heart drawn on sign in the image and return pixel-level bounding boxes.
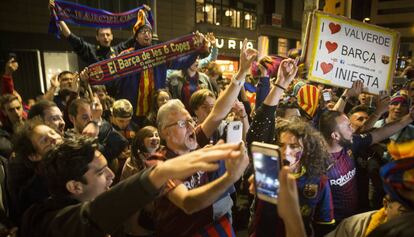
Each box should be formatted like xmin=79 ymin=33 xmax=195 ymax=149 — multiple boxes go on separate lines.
xmin=329 ymin=23 xmax=341 ymax=34
xmin=325 ymin=41 xmax=338 ymax=53
xmin=321 ymin=62 xmax=333 ymax=74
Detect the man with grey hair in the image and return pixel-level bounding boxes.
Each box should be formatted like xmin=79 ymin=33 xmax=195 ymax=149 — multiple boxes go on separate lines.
xmin=151 ymin=40 xmax=256 ymax=236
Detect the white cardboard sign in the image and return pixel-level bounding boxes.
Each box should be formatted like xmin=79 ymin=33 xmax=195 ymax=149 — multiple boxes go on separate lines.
xmin=305 ymin=11 xmax=400 ymax=94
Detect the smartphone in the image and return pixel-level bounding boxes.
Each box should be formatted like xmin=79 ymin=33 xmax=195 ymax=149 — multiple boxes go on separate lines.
xmin=226 ymin=121 xmax=243 ymax=144
xmin=251 ymin=141 xmax=281 ymax=204
xmin=323 ymin=91 xmax=332 ymax=101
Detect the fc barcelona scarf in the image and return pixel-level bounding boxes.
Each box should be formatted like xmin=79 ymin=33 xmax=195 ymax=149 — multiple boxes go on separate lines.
xmin=193 ymin=214 xmax=236 ymax=237
xmin=49 ymin=0 xmax=152 ymax=38
xmin=85 ymin=34 xmax=205 ymax=84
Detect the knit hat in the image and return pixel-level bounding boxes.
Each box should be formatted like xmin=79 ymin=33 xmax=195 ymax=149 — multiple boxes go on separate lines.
xmin=390 ymin=92 xmax=411 ymax=107
xmin=133 ymin=9 xmax=152 ymax=35
xmin=112 ymin=99 xmax=133 ymax=118
xmin=250 ymin=55 xmax=284 ymax=78
xmin=380 ymin=157 xmax=414 ymax=209
xmin=294 ymin=83 xmax=320 ymax=118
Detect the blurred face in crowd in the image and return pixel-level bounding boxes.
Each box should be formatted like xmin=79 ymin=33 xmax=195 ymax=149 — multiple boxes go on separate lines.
xmin=334 ymin=114 xmax=354 ymax=147
xmin=59 ymin=72 xmax=76 ymax=90
xmin=283 ymin=108 xmax=301 ymax=119
xmin=30 ymin=125 xmax=63 ymax=157
xmin=194 ymin=96 xmax=215 ymax=123
xmin=279 ymin=132 xmax=303 ymax=173
xmin=43 ymin=106 xmax=65 ymax=136
xmin=188 ymin=59 xmax=199 ymax=73
xmin=157 ymin=91 xmax=170 ymax=109
xmin=112 ymin=116 xmax=131 ymax=130
xmin=96 ymin=28 xmax=113 ymax=47
xmin=383 ymin=195 xmax=408 ymax=221
xmin=388 ymin=101 xmax=409 ymax=122
xmin=96 ymin=90 xmax=106 ymax=101
xmin=70 ymin=103 xmax=92 ymax=133
xmin=4 ymin=98 xmax=23 ymax=124
xmin=143 ymin=131 xmax=160 ymax=154
xmin=135 ymin=26 xmax=152 ymax=47
xmin=91 ymin=96 xmax=103 ymax=121
xmin=76 ymin=150 xmax=115 ymax=202
xmin=161 ymin=110 xmax=197 ymax=153
xmin=358 ymin=93 xmax=373 ymax=106
xmin=349 ymin=111 xmax=369 ymax=132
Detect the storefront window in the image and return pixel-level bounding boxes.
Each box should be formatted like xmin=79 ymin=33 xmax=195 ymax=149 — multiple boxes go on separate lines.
xmin=278 ymin=38 xmax=288 ymax=57
xmin=222 ymin=7 xmax=238 ymax=27
xmin=243 ymin=12 xmax=256 ymax=30
xmin=196 ymin=0 xmax=205 ymax=23
xmin=195 ymin=0 xmax=256 ymax=30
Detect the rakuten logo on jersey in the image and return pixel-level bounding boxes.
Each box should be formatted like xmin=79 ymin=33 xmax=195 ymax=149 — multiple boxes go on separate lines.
xmin=330 ymin=168 xmax=356 ymax=187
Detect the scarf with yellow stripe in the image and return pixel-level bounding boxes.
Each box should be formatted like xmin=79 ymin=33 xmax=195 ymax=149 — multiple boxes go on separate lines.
xmin=135 ymin=69 xmax=154 ymax=116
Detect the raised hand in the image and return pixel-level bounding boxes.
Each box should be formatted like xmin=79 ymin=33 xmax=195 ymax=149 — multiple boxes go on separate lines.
xmin=239 ymin=39 xmax=258 ymax=74
xmin=375 ymin=90 xmax=390 ymax=115
xmin=345 ymin=80 xmax=364 ymax=98
xmin=277 ymin=166 xmax=306 ymax=237
xmin=142 ymin=4 xmax=151 ymax=12
xmin=4 ymin=58 xmax=18 ymax=75
xmin=49 ymin=0 xmax=55 ymax=9
xmin=50 ymin=74 xmax=60 ymax=89
xmin=274 ymin=58 xmax=299 ymax=89
xmin=193 ymin=31 xmax=206 ymax=49
xmin=257 ymin=63 xmax=268 ymax=77
xmin=224 ymin=142 xmax=249 ymax=182
xmin=205 ymin=32 xmax=216 ymax=47
xmin=153 ymin=143 xmax=244 ymax=182
xmin=232 ymin=100 xmax=247 ymax=119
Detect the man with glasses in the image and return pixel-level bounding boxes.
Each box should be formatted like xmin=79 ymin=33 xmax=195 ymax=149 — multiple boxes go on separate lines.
xmin=104 ymin=8 xmax=205 ymax=127
xmin=149 ymin=41 xmax=256 ymax=236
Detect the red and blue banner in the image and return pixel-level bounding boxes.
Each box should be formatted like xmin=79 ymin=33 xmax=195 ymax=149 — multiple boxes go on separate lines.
xmin=49 ymin=0 xmax=152 ymax=37
xmin=86 ymin=34 xmax=205 ymax=84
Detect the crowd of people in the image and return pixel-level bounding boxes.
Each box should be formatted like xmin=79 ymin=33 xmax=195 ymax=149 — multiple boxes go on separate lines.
xmin=0 ymin=3 xmax=413 ymax=237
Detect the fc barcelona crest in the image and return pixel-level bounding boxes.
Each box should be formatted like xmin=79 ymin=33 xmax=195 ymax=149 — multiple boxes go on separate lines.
xmin=88 ymin=65 xmax=104 ymax=82
xmin=303 ymin=184 xmax=318 ymax=199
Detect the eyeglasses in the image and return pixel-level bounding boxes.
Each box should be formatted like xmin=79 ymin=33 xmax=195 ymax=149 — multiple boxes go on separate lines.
xmin=164 ymin=119 xmax=196 ymax=129
xmin=138 ymin=28 xmax=152 ymax=35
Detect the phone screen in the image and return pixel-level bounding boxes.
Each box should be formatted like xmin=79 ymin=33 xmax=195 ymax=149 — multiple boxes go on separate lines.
xmin=323 ymin=91 xmax=331 ymax=101
xmin=226 ymin=121 xmax=243 ymax=144
xmin=253 ymin=151 xmax=281 ymax=200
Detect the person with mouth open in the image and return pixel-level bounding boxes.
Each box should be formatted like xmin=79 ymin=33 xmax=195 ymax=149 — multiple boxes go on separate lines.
xmin=19 ymin=135 xmax=246 ymax=237
xmin=146 ymin=39 xmax=255 ymax=237
xmin=246 ymin=58 xmax=336 ymax=237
